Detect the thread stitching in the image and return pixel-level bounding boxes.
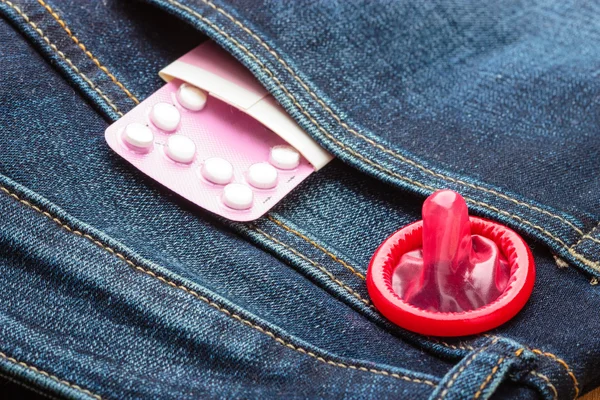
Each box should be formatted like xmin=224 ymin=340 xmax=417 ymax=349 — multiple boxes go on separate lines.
xmin=531 ymin=349 xmax=579 ymax=399
xmin=530 ymin=371 xmax=558 ymax=400
xmin=180 ymin=0 xmax=586 ymax=237
xmin=267 ymin=215 xmax=365 ymax=280
xmin=473 ymin=348 xmax=524 ymax=400
xmin=36 ymin=0 xmax=140 ymax=105
xmin=437 ymin=338 xmax=498 ymax=400
xmin=0 ymin=1 xmax=123 ymax=116
xmin=571 ymin=221 xmax=600 ymax=250
xmin=253 ymin=227 xmax=373 ymax=307
xmin=0 ymin=351 xmax=101 ymax=400
xmin=0 ymin=186 xmax=436 ymax=387
xmin=164 ymin=0 xmax=600 ymax=274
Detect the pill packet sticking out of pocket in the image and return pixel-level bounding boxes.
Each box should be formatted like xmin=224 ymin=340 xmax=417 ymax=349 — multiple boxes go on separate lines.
xmin=105 ymin=41 xmax=332 ymax=221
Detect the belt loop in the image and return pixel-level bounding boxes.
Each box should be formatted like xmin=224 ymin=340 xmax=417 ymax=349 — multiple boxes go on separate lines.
xmin=429 ymin=337 xmax=535 ymax=400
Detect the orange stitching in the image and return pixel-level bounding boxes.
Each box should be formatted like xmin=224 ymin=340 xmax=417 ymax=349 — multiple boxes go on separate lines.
xmin=254 ymin=227 xmax=373 ymax=307
xmin=473 ymin=348 xmax=523 ymax=400
xmin=36 ymin=0 xmax=140 ymax=104
xmin=267 ymin=215 xmax=365 ymax=280
xmin=164 ymin=0 xmax=600 ymax=275
xmin=0 ymin=1 xmax=123 ymax=117
xmin=182 ymin=0 xmax=585 ymax=237
xmin=437 ymin=339 xmax=498 ymax=400
xmin=473 ymin=355 xmax=506 ymax=399
xmin=0 ymin=186 xmax=435 ymax=387
xmin=531 ymin=349 xmax=579 ymax=399
xmin=0 ymin=351 xmax=102 ymax=400
xmin=530 ymin=371 xmax=558 ymax=400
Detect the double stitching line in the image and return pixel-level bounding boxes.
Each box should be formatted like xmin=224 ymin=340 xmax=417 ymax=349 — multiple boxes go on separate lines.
xmin=267 ymin=215 xmax=365 ymax=280
xmin=472 ymin=348 xmax=525 ymax=399
xmin=0 ymin=351 xmax=101 ymax=400
xmin=0 ymin=1 xmax=123 ymax=117
xmin=35 ymin=0 xmax=140 ymax=105
xmin=254 ymin=227 xmax=373 ymax=308
xmin=531 ymin=349 xmax=579 ymax=399
xmin=436 ymin=339 xmax=498 ymax=400
xmin=166 ymin=0 xmax=600 ymax=273
xmin=0 ymin=185 xmax=436 ymax=388
xmin=530 ymin=371 xmax=558 ymax=400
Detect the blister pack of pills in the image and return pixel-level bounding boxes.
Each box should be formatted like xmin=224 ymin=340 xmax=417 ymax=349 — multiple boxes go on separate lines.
xmin=105 ymin=41 xmax=332 ymax=221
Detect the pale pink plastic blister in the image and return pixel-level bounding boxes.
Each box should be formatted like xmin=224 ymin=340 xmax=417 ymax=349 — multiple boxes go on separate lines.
xmin=104 ymin=79 xmax=314 ymax=221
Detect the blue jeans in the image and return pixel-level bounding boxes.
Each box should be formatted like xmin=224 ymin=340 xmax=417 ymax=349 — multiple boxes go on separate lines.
xmin=0 ymin=0 xmax=598 ymax=398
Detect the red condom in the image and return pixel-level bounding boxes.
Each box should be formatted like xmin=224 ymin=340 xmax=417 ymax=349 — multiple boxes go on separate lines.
xmin=367 ymin=190 xmax=535 ymax=336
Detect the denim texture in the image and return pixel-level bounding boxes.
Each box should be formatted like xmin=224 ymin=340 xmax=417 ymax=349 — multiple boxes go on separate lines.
xmin=0 ymin=0 xmax=599 ymax=399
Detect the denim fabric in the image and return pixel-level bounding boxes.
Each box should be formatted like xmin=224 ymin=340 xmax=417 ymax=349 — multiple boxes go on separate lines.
xmin=0 ymin=0 xmax=599 ymax=399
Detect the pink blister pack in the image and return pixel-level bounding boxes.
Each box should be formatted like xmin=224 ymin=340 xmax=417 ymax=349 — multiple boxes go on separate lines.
xmin=104 ymin=78 xmax=315 ymax=221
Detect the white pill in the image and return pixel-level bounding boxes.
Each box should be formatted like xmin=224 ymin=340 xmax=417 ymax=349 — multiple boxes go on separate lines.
xmin=247 ymin=163 xmax=278 ymax=189
xmin=166 ymin=135 xmax=196 ymax=163
xmin=201 ymin=157 xmax=233 ymax=185
xmin=269 ymin=145 xmax=300 ymax=169
xmin=222 ymin=183 xmax=253 ymax=210
xmin=123 ymin=123 xmax=153 ymax=150
xmin=177 ymin=83 xmax=207 ymax=111
xmin=150 ymin=102 xmax=180 ymax=131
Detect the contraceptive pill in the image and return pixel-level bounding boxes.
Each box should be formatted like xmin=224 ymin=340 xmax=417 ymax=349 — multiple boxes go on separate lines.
xmin=222 ymin=183 xmax=253 ymax=210
xmin=202 ymin=157 xmax=233 ymax=184
xmin=105 ymin=79 xmax=316 ymax=221
xmin=123 ymin=123 xmax=153 ymax=150
xmin=177 ymin=83 xmax=207 ymax=111
xmin=247 ymin=163 xmax=278 ymax=189
xmin=151 ymin=102 xmax=181 ymax=131
xmin=269 ymin=145 xmax=300 ymax=170
xmin=166 ymin=135 xmax=196 ymax=163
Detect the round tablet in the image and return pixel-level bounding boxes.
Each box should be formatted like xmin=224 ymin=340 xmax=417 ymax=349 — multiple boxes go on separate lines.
xmin=201 ymin=157 xmax=233 ymax=185
xmin=222 ymin=183 xmax=253 ymax=210
xmin=269 ymin=145 xmax=300 ymax=169
xmin=166 ymin=135 xmax=196 ymax=163
xmin=123 ymin=123 xmax=153 ymax=150
xmin=177 ymin=83 xmax=207 ymax=111
xmin=247 ymin=163 xmax=278 ymax=189
xmin=150 ymin=102 xmax=180 ymax=131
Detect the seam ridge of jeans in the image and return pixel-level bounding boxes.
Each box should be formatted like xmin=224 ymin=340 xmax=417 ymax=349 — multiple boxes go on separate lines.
xmin=571 ymin=221 xmax=600 ymax=249
xmin=0 ymin=351 xmax=102 ymax=400
xmin=267 ymin=215 xmax=366 ymax=280
xmin=253 ymin=227 xmax=373 ymax=307
xmin=0 ymin=369 xmax=61 ymax=400
xmin=161 ymin=0 xmax=600 ymax=276
xmin=0 ymin=0 xmax=123 ymax=117
xmin=173 ymin=0 xmax=585 ymax=237
xmin=35 ymin=0 xmax=140 ymax=105
xmin=0 ymin=185 xmax=439 ymax=388
xmin=530 ymin=349 xmax=579 ymax=398
xmin=530 ymin=371 xmax=559 ymax=400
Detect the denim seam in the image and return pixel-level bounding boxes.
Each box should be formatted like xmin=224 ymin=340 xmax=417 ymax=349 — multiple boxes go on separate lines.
xmin=0 ymin=351 xmax=102 ymax=400
xmin=531 ymin=349 xmax=579 ymax=398
xmin=473 ymin=348 xmax=524 ymax=400
xmin=571 ymin=221 xmax=600 ymax=249
xmin=167 ymin=0 xmax=585 ymax=236
xmin=0 ymin=185 xmax=438 ymax=388
xmin=253 ymin=227 xmax=373 ymax=308
xmin=530 ymin=371 xmax=559 ymax=400
xmin=35 ymin=0 xmax=140 ymax=105
xmin=0 ymin=0 xmax=124 ymax=117
xmin=163 ymin=0 xmax=600 ymax=276
xmin=267 ymin=215 xmax=365 ymax=280
xmin=437 ymin=338 xmax=498 ymax=400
